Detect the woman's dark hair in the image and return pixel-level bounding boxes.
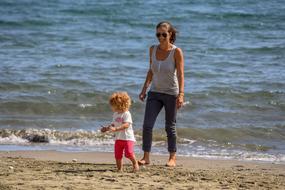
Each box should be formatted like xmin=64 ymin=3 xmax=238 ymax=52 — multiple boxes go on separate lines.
xmin=156 ymin=21 xmax=178 ymax=44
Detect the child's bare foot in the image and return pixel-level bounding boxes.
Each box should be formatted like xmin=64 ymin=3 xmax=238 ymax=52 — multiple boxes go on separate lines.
xmin=117 ymin=169 xmax=123 ymax=173
xmin=132 ymin=162 xmax=139 ymax=173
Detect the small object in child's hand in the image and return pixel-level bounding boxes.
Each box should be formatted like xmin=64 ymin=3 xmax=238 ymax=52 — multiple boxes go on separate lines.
xmin=100 ymin=126 xmax=108 ymax=133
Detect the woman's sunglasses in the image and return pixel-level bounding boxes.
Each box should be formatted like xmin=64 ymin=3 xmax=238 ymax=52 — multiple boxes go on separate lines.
xmin=156 ymin=32 xmax=168 ymax=38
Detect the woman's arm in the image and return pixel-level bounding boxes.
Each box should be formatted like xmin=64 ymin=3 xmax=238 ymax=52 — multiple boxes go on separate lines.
xmin=139 ymin=46 xmax=154 ymax=101
xmin=175 ymin=47 xmax=185 ymax=109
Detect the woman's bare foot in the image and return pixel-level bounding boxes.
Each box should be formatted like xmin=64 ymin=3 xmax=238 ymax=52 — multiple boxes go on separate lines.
xmin=166 ymin=159 xmax=176 ymax=167
xmin=138 ymin=152 xmax=150 ymax=165
xmin=138 ymin=159 xmax=150 ymax=165
xmin=166 ymin=152 xmax=176 ymax=167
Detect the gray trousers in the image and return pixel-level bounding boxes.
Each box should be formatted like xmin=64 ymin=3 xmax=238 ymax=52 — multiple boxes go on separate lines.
xmin=142 ymin=91 xmax=177 ymax=152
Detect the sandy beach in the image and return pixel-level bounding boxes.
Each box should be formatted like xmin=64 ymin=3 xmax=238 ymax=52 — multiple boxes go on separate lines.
xmin=0 ymin=151 xmax=284 ymax=189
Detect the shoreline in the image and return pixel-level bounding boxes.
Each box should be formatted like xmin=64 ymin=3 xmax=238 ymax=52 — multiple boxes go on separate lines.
xmin=0 ymin=150 xmax=285 ymax=189
xmin=0 ymin=150 xmax=284 ymax=166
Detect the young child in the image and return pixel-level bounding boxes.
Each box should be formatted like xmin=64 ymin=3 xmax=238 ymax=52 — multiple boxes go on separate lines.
xmin=101 ymin=92 xmax=139 ymax=172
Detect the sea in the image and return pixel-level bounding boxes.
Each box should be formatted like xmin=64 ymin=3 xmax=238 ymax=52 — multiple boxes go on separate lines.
xmin=0 ymin=0 xmax=284 ymax=163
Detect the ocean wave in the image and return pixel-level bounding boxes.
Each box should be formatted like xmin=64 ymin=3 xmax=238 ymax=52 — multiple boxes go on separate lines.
xmin=0 ymin=128 xmax=194 ymax=146
xmin=195 ymin=89 xmax=284 ymax=101
xmin=0 ymin=99 xmax=145 ymax=116
xmin=60 ymin=8 xmax=110 ymax=16
xmin=0 ymin=128 xmax=112 ymax=145
xmin=189 ymin=8 xmax=282 ymax=21
xmin=187 ymin=89 xmax=285 ymax=112
xmin=0 ymin=127 xmax=284 ymax=163
xmin=186 ymin=149 xmax=285 ymax=163
xmin=0 ymin=82 xmax=46 ymax=92
xmin=0 ymin=101 xmax=107 ymax=115
xmin=206 ymin=45 xmax=285 ymax=53
xmin=0 ymin=19 xmax=53 ymax=28
xmin=176 ymin=125 xmax=285 ymax=142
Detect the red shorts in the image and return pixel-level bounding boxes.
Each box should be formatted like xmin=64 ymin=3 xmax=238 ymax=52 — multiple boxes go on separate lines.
xmin=114 ymin=140 xmax=135 ymax=160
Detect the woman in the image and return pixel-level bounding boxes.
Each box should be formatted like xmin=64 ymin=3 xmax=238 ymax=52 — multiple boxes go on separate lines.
xmin=138 ymin=21 xmax=184 ymax=167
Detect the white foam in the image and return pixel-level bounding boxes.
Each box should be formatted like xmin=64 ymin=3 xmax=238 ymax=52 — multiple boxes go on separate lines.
xmin=0 ymin=128 xmax=284 ymax=163
xmin=180 ymin=147 xmax=285 ymax=163
xmin=182 ymin=101 xmax=191 ymax=106
xmin=49 ymin=138 xmax=114 ymax=146
xmin=0 ymin=134 xmax=29 ymax=144
xmin=78 ymin=104 xmax=93 ymax=108
xmin=180 ymin=138 xmax=196 ymax=144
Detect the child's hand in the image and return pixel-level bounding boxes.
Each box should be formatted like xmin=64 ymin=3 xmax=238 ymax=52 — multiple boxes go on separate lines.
xmin=109 ymin=126 xmax=117 ymax=132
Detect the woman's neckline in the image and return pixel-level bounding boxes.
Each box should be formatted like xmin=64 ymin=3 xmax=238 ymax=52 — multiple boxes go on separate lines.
xmin=155 ymin=45 xmax=174 ymax=62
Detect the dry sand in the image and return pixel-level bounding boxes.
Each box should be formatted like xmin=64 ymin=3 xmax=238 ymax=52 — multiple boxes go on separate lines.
xmin=0 ymin=151 xmax=284 ymax=189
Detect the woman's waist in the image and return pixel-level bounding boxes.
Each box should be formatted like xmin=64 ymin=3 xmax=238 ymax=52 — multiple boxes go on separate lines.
xmin=149 ymin=85 xmax=178 ymax=96
xmin=152 ymin=75 xmax=178 ymax=87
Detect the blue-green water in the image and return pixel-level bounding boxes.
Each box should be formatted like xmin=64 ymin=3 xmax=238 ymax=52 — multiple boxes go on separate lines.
xmin=0 ymin=0 xmax=285 ymax=162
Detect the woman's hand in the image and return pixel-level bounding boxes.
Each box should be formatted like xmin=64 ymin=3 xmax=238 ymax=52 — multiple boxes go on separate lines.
xmin=139 ymin=90 xmax=147 ymax=102
xmin=176 ymin=93 xmax=184 ymax=109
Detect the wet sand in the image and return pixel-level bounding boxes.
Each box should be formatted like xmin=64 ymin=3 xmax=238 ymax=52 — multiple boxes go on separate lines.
xmin=0 ymin=151 xmax=284 ymax=189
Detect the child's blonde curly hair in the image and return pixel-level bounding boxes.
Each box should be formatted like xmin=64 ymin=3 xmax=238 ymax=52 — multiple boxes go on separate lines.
xmin=109 ymin=92 xmax=131 ymax=112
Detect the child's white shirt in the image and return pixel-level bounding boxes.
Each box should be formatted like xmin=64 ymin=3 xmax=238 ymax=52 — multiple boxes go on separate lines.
xmin=112 ymin=111 xmax=136 ymax=142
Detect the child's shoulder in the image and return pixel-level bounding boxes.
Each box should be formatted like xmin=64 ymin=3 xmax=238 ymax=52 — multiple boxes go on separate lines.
xmin=115 ymin=110 xmax=131 ymax=116
xmin=124 ymin=110 xmax=131 ymax=115
xmin=122 ymin=110 xmax=132 ymax=118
